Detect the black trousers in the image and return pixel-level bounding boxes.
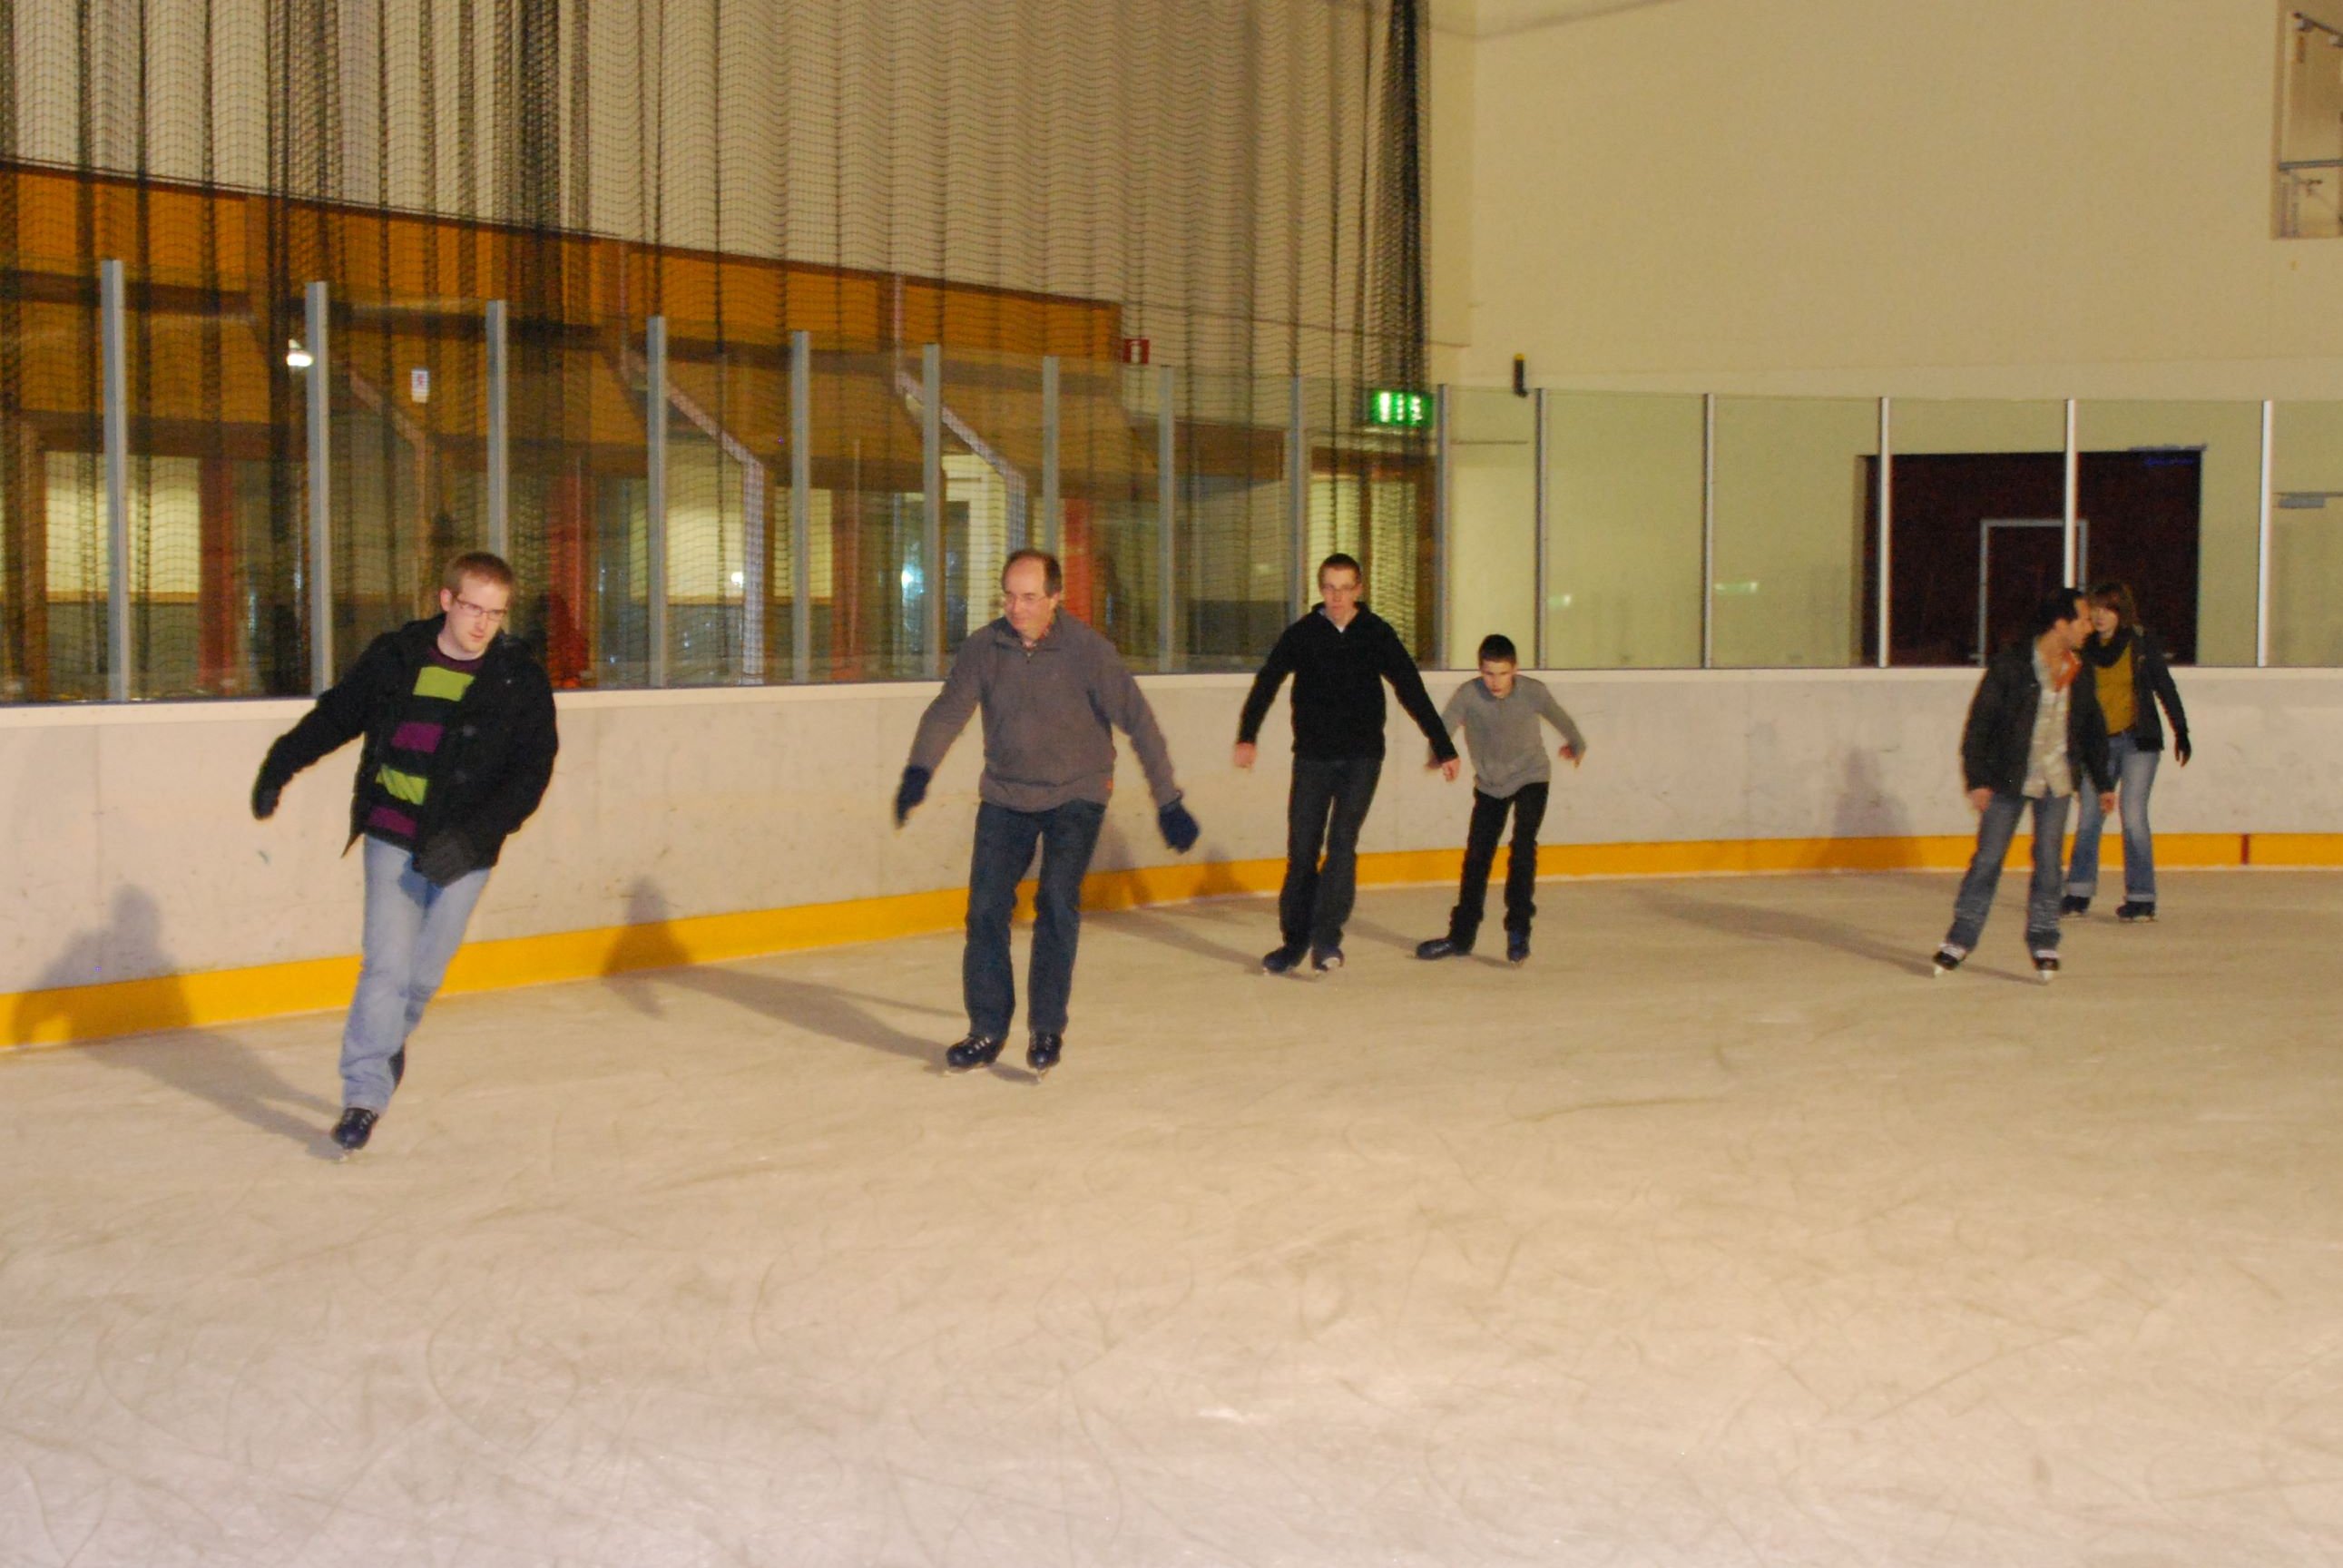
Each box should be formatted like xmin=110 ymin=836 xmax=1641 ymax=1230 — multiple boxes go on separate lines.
xmin=1278 ymin=757 xmax=1383 ymax=950
xmin=1448 ymin=783 xmax=1549 ymax=946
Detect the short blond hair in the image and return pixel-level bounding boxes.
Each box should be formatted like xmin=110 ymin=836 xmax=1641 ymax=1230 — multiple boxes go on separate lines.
xmin=443 ymin=551 xmax=516 ymax=596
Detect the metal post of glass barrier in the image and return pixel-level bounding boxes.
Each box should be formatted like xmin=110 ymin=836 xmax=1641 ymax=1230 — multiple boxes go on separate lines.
xmin=1877 ymin=397 xmax=1893 ymax=669
xmin=485 ymin=299 xmax=508 ymax=555
xmin=790 ymin=330 xmax=812 ymax=682
xmin=1533 ymin=387 xmax=1549 ymax=669
xmin=923 ymin=343 xmax=944 ymax=677
xmin=1700 ymin=393 xmax=1716 ymax=671
xmin=1158 ymin=364 xmax=1176 ymax=673
xmin=100 ymin=260 xmax=130 ymax=701
xmin=1289 ymin=375 xmax=1309 ymax=620
xmin=2062 ymin=398 xmax=2079 ymax=583
xmin=307 ymin=280 xmax=333 ymax=692
xmin=646 ymin=315 xmax=669 ymax=688
xmin=2259 ymin=399 xmax=2275 ymax=668
xmin=1040 ymin=355 xmax=1061 ymax=557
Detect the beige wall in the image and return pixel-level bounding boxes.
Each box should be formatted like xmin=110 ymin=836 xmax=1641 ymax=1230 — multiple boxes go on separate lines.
xmin=6 ymin=665 xmax=2338 ymax=1002
xmin=1458 ymin=0 xmax=2343 ymax=400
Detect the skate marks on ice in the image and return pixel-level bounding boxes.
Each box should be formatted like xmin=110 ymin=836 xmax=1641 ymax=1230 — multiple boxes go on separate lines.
xmin=1 ymin=874 xmax=2340 ymax=1563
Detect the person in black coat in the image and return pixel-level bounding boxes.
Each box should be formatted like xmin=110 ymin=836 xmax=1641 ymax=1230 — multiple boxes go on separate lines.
xmin=1234 ymin=554 xmax=1458 ymax=974
xmin=1932 ymin=586 xmax=2113 ymax=982
xmin=250 ymin=553 xmax=558 ymax=1152
xmin=2062 ymin=581 xmax=2190 ymax=922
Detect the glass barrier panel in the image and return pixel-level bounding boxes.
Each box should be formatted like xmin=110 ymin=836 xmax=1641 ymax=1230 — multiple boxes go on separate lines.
xmin=1542 ymin=392 xmax=1702 ymax=669
xmin=2269 ymin=401 xmax=2343 ymax=666
xmin=1881 ymin=399 xmax=2067 ymax=665
xmin=2073 ymin=401 xmax=2264 ymax=667
xmin=1443 ymin=387 xmax=1537 ymax=670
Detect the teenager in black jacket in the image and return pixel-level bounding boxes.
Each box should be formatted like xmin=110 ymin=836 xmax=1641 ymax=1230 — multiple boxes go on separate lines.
xmin=1234 ymin=554 xmax=1458 ymax=973
xmin=251 ymin=554 xmax=559 ymax=1152
xmin=2063 ymin=581 xmax=2191 ymax=922
xmin=1933 ymin=586 xmax=2113 ymax=982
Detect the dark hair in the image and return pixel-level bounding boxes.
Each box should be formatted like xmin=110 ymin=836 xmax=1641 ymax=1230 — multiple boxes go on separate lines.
xmin=1318 ymin=553 xmax=1363 ymax=587
xmin=2087 ymin=580 xmax=2139 ymax=632
xmin=1477 ymin=633 xmax=1517 ymax=664
xmin=2031 ymin=585 xmax=2087 ymax=638
xmin=443 ymin=551 xmax=515 ymax=595
xmin=1002 ymin=547 xmax=1063 ymax=596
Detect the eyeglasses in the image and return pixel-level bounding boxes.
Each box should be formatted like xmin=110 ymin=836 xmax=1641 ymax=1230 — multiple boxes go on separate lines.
xmin=451 ymin=595 xmax=509 ymax=624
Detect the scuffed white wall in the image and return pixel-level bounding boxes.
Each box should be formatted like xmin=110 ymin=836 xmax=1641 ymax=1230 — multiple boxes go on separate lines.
xmin=5 ymin=667 xmax=2338 ymax=995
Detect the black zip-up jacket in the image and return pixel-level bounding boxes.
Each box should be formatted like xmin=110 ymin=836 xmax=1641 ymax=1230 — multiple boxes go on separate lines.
xmin=257 ymin=616 xmax=559 ymax=868
xmin=1960 ymin=642 xmax=2113 ymax=799
xmin=1236 ymin=603 xmax=1457 ymax=763
xmin=2082 ymin=625 xmax=2189 ymax=755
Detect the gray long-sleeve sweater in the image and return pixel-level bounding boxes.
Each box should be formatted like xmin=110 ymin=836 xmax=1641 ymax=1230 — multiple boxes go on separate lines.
xmin=1440 ymin=675 xmax=1587 ymax=799
xmin=907 ymin=614 xmax=1182 ymax=812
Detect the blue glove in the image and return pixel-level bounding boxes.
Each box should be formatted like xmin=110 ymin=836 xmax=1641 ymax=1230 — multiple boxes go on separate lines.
xmin=893 ymin=766 xmax=931 ymax=827
xmin=1157 ymin=798 xmax=1200 ymax=853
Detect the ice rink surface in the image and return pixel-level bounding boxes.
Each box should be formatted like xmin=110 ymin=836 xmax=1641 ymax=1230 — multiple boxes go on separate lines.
xmin=3 ymin=869 xmax=2338 ymax=1567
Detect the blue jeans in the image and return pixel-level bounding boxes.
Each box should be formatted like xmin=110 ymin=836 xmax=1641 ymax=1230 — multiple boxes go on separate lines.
xmin=1279 ymin=757 xmax=1384 ymax=951
xmin=965 ymin=798 xmax=1106 ymax=1039
xmin=341 ymin=836 xmax=490 ymax=1112
xmin=1946 ymin=790 xmax=2072 ymax=955
xmin=2065 ymin=734 xmax=2159 ymax=905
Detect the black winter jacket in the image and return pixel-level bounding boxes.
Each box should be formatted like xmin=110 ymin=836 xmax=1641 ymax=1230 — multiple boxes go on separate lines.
xmin=1960 ymin=642 xmax=2113 ymax=799
xmin=258 ymin=616 xmax=559 ymax=870
xmin=1236 ymin=604 xmax=1456 ymax=763
xmin=2082 ymin=625 xmax=2190 ymax=756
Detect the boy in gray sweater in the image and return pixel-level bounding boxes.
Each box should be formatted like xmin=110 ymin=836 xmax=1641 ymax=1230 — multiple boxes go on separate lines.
xmin=1416 ymin=634 xmax=1588 ymax=965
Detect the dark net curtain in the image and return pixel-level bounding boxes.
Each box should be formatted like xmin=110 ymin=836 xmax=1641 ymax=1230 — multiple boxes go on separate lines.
xmin=0 ymin=0 xmax=1434 ymax=700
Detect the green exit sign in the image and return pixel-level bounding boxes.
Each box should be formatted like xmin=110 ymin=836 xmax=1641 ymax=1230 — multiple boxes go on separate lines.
xmin=1362 ymin=388 xmax=1431 ymax=429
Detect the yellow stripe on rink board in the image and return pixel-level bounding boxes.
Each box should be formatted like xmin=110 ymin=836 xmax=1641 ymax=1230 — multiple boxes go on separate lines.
xmin=0 ymin=829 xmax=2309 ymax=1050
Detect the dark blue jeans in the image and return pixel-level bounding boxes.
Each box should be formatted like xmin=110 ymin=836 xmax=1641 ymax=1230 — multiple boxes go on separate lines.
xmin=2066 ymin=733 xmax=2160 ymax=905
xmin=1946 ymin=790 xmax=2072 ymax=955
xmin=964 ymin=798 xmax=1107 ymax=1039
xmin=1279 ymin=757 xmax=1384 ymax=950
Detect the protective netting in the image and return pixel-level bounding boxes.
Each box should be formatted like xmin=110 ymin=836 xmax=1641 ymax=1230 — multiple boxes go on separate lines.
xmin=0 ymin=0 xmax=1430 ymax=699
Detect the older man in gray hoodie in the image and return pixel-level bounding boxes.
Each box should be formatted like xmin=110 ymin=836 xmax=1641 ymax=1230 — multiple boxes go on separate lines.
xmin=895 ymin=548 xmax=1201 ymax=1077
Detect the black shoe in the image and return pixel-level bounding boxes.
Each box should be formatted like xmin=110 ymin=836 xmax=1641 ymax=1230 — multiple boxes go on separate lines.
xmin=1027 ymin=1033 xmax=1063 ymax=1076
xmin=2033 ymin=950 xmax=2061 ymax=983
xmin=2060 ymin=895 xmax=2090 ymax=917
xmin=389 ymin=1047 xmax=407 ymax=1088
xmin=1310 ymin=946 xmax=1344 ymax=973
xmin=330 ymin=1107 xmax=377 ymax=1152
xmin=946 ymin=1033 xmax=1005 ymax=1071
xmin=1931 ymin=946 xmax=1966 ymax=975
xmin=2116 ymin=901 xmax=2156 ymax=923
xmin=1260 ymin=944 xmax=1306 ymax=975
xmin=1415 ymin=937 xmax=1469 ymax=960
xmin=1506 ymin=933 xmax=1530 ymax=965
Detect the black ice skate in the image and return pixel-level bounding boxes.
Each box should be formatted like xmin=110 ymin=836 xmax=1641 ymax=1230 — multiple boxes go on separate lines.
xmin=330 ymin=1107 xmax=377 ymax=1154
xmin=2060 ymin=895 xmax=2090 ymax=917
xmin=2032 ymin=950 xmax=2061 ymax=983
xmin=946 ymin=1033 xmax=1005 ymax=1071
xmin=1506 ymin=933 xmax=1530 ymax=965
xmin=1931 ymin=945 xmax=1966 ymax=976
xmin=1260 ymin=944 xmax=1306 ymax=975
xmin=1027 ymin=1033 xmax=1063 ymax=1077
xmin=1414 ymin=937 xmax=1469 ymax=960
xmin=2116 ymin=902 xmax=2156 ymax=923
xmin=1310 ymin=946 xmax=1344 ymax=973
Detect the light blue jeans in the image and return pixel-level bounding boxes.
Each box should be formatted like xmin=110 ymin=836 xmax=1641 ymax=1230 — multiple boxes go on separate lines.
xmin=341 ymin=836 xmax=490 ymax=1112
xmin=2065 ymin=733 xmax=2160 ymax=905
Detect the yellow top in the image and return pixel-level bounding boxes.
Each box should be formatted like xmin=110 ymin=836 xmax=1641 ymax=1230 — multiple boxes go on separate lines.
xmin=2095 ymin=642 xmax=2137 ymax=735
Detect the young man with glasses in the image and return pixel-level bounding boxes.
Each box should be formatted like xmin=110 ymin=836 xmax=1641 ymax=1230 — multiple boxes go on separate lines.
xmin=251 ymin=553 xmax=559 ymax=1152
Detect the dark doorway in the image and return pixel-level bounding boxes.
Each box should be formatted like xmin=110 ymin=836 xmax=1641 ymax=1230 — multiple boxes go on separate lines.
xmin=1861 ymin=451 xmax=2201 ymax=665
